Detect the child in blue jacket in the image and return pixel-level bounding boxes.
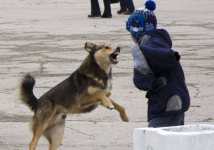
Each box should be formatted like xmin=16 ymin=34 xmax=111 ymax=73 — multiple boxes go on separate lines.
xmin=126 ymin=0 xmax=190 ymax=127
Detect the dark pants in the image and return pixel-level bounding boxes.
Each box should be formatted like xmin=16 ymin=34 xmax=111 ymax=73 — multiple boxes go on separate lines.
xmin=90 ymin=0 xmax=111 ymax=16
xmin=148 ymin=113 xmax=185 ymax=128
xmin=120 ymin=0 xmax=135 ymax=11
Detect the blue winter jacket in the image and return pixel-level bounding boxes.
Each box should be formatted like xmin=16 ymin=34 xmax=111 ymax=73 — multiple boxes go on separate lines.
xmin=133 ymin=29 xmax=190 ymax=121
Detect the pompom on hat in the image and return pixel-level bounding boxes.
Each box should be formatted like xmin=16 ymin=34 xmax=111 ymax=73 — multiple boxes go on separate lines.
xmin=126 ymin=0 xmax=157 ymax=42
xmin=145 ymin=0 xmax=156 ymax=11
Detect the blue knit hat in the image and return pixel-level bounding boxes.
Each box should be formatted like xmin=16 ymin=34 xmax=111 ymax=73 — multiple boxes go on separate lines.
xmin=126 ymin=0 xmax=157 ymax=42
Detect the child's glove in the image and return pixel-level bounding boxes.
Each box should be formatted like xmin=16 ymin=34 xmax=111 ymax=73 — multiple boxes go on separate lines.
xmin=133 ymin=68 xmax=156 ymax=91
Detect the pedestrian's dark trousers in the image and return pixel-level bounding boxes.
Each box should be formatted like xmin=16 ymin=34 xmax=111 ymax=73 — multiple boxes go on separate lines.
xmin=90 ymin=0 xmax=111 ymax=16
xmin=148 ymin=113 xmax=185 ymax=128
xmin=120 ymin=0 xmax=135 ymax=11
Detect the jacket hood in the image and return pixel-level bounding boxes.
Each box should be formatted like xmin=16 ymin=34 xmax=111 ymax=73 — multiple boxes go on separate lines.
xmin=146 ymin=29 xmax=172 ymax=48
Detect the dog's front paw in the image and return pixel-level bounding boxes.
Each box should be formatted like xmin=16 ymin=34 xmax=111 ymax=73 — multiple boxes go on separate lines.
xmin=121 ymin=114 xmax=129 ymax=122
xmin=107 ymin=105 xmax=114 ymax=110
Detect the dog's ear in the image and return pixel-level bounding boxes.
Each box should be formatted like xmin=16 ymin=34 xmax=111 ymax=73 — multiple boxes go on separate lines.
xmin=85 ymin=42 xmax=96 ymax=53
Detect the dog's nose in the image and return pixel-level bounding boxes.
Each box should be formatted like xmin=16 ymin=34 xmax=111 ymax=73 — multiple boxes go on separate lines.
xmin=116 ymin=47 xmax=121 ymax=52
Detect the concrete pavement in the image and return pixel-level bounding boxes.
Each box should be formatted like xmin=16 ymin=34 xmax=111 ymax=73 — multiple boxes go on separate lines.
xmin=0 ymin=0 xmax=214 ymax=149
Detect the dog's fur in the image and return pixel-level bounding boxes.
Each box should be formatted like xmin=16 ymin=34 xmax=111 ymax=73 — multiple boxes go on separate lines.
xmin=20 ymin=42 xmax=129 ymax=150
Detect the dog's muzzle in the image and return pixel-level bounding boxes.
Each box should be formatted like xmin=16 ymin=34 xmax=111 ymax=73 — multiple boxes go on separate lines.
xmin=109 ymin=47 xmax=120 ymax=64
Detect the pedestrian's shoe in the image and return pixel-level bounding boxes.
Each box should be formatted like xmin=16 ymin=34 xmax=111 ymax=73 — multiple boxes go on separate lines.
xmin=101 ymin=15 xmax=112 ymax=18
xmin=123 ymin=10 xmax=134 ymax=15
xmin=117 ymin=8 xmax=127 ymax=14
xmin=88 ymin=14 xmax=101 ymax=18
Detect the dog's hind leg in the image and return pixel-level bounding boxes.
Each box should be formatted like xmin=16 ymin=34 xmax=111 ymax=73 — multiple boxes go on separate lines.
xmin=29 ymin=102 xmax=56 ymax=150
xmin=110 ymin=99 xmax=129 ymax=122
xmin=30 ymin=117 xmax=53 ymax=150
xmin=43 ymin=113 xmax=66 ymax=150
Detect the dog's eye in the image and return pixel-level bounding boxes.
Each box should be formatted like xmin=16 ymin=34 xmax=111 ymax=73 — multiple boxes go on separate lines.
xmin=105 ymin=46 xmax=110 ymax=49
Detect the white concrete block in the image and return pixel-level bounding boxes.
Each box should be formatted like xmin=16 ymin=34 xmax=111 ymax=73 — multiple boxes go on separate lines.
xmin=133 ymin=124 xmax=214 ymax=150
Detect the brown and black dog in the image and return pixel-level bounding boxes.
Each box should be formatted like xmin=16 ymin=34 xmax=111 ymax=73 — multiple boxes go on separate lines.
xmin=20 ymin=42 xmax=129 ymax=150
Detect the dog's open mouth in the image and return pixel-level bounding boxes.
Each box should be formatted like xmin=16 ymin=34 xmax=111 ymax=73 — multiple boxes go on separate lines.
xmin=109 ymin=48 xmax=120 ymax=64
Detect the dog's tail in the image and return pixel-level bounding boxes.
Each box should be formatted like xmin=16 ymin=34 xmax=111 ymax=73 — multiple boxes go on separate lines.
xmin=20 ymin=74 xmax=38 ymax=112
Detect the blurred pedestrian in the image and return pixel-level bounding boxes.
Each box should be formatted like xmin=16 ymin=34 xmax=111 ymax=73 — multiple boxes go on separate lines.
xmin=88 ymin=0 xmax=112 ymax=18
xmin=117 ymin=0 xmax=135 ymax=15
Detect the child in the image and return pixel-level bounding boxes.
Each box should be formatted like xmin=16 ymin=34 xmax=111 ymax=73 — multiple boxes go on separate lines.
xmin=126 ymin=0 xmax=190 ymax=127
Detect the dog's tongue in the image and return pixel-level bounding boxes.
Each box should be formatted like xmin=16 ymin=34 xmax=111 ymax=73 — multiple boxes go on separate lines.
xmin=113 ymin=58 xmax=118 ymax=64
xmin=110 ymin=53 xmax=119 ymax=64
xmin=110 ymin=57 xmax=117 ymax=64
